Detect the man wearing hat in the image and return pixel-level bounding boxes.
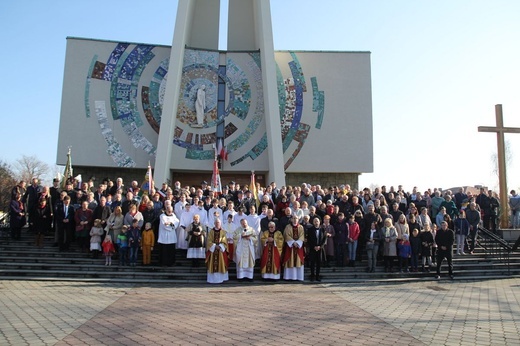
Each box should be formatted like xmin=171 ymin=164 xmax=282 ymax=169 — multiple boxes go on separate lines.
xmin=201 ymin=181 xmax=210 ymax=197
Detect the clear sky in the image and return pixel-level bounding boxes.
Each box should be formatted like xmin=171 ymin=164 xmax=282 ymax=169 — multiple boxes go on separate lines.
xmin=1 ymin=0 xmax=519 ymax=193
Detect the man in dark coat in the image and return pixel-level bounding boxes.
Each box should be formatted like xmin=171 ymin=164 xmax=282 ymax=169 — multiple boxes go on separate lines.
xmin=22 ymin=178 xmax=41 ymax=228
xmin=306 ymin=218 xmax=327 ymax=281
xmin=55 ymin=196 xmax=75 ymax=251
xmin=435 ymin=221 xmax=455 ymax=279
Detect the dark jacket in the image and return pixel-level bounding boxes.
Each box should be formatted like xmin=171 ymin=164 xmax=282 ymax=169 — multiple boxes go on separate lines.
xmin=127 ymin=227 xmax=141 ymax=248
xmin=465 ymin=208 xmax=481 ymax=228
xmin=260 ymin=216 xmax=279 ymax=233
xmin=333 ymin=219 xmax=348 ymax=244
xmin=435 ymin=228 xmax=455 ymax=250
xmin=306 ymin=226 xmax=327 ymax=249
xmin=9 ymin=199 xmax=26 ymax=228
xmin=32 ymin=204 xmax=52 ymax=234
xmin=55 ymin=203 xmax=75 ymax=229
xmin=409 ymin=234 xmax=422 ymax=254
xmin=365 ymin=227 xmax=384 ymax=248
xmin=454 ymin=218 xmax=470 ymax=236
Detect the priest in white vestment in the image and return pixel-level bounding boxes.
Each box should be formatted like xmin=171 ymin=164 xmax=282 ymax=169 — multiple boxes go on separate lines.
xmin=233 ymin=218 xmax=258 ymax=280
xmin=177 ymin=204 xmax=193 ymax=250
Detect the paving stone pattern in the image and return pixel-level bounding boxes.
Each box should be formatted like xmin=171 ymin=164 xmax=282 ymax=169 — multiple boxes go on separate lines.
xmin=0 ymin=278 xmax=519 ymax=345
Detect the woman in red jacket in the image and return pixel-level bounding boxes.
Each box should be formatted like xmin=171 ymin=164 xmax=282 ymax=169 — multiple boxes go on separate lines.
xmin=347 ymin=214 xmax=360 ymax=267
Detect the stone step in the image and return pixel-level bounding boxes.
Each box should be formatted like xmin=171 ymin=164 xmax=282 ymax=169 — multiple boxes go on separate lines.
xmin=1 ymin=230 xmax=519 ymax=284
xmin=0 ymin=267 xmax=517 ymax=284
xmin=0 ymin=274 xmax=516 ymax=285
xmin=0 ymin=253 xmax=520 ymax=271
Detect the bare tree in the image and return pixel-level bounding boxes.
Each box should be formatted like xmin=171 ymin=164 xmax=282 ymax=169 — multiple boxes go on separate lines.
xmin=0 ymin=160 xmax=16 ymax=212
xmin=490 ymin=139 xmax=513 ymax=189
xmin=13 ymin=155 xmax=50 ymax=184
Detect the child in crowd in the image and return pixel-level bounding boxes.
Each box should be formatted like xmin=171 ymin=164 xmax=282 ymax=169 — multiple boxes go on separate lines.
xmin=431 ymin=224 xmax=438 ymax=265
xmin=420 ymin=224 xmax=434 ymax=272
xmin=409 ymin=228 xmax=422 ymax=272
xmin=127 ymin=219 xmax=142 ymax=267
xmin=398 ymin=234 xmax=411 ymax=273
xmin=141 ymin=222 xmax=155 ymax=266
xmin=102 ymin=234 xmax=116 ymax=266
xmin=89 ymin=219 xmax=104 ymax=259
xmin=117 ymin=226 xmax=129 ymax=266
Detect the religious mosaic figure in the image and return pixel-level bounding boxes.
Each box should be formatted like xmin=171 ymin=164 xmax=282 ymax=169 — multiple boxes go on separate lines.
xmin=195 ymin=85 xmax=206 ymax=126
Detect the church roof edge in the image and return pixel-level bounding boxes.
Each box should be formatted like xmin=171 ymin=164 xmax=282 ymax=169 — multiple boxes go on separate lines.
xmin=65 ymin=37 xmax=371 ymax=54
xmin=65 ymin=36 xmax=172 ymax=48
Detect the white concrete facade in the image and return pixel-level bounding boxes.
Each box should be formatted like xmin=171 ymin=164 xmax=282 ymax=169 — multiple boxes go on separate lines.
xmin=56 ymin=1 xmax=373 ymax=186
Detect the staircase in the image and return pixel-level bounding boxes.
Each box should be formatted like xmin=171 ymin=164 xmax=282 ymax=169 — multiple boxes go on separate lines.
xmin=0 ymin=227 xmax=519 ymax=284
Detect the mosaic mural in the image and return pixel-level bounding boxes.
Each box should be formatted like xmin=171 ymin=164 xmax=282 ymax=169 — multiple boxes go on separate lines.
xmin=83 ymin=43 xmax=325 ymax=169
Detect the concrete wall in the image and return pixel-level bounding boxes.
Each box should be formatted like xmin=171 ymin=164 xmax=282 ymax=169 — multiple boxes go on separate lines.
xmin=57 ymin=38 xmax=373 ymax=180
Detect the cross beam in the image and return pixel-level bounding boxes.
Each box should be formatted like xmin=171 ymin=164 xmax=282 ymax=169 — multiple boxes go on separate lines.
xmin=478 ymin=104 xmax=520 ymax=228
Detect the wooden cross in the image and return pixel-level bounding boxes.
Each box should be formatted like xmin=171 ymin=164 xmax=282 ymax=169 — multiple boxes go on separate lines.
xmin=478 ymin=104 xmax=520 ymax=228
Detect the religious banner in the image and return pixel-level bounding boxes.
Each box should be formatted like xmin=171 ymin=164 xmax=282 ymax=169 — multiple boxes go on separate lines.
xmin=250 ymin=171 xmax=259 ymax=209
xmin=141 ymin=163 xmax=154 ymax=196
xmin=61 ymin=148 xmax=73 ymax=189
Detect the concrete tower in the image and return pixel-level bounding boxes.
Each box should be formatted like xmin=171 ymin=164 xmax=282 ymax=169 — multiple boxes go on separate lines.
xmin=154 ymin=0 xmax=285 ymax=186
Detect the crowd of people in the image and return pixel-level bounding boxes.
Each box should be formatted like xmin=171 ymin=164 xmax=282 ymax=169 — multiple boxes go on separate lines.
xmin=8 ymin=176 xmax=517 ymax=283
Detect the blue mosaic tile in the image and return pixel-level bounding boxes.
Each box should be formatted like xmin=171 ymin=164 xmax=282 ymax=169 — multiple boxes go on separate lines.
xmin=289 ymin=52 xmax=307 ymax=92
xmin=120 ymin=45 xmax=154 ymax=81
xmin=94 ymin=100 xmax=136 ymax=167
xmin=103 ymin=43 xmax=129 ymax=81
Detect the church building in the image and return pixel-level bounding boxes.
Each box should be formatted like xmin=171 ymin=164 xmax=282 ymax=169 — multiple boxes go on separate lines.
xmin=57 ymin=0 xmax=373 ymax=189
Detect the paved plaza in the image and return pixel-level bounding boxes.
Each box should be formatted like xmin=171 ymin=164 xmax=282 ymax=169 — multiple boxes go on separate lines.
xmin=0 ymin=278 xmax=519 ymax=345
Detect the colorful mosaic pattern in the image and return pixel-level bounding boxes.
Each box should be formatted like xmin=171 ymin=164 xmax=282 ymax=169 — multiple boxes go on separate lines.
xmin=229 ymin=52 xmax=267 ymax=166
xmin=311 ymin=77 xmax=325 ymax=129
xmin=277 ymin=52 xmax=325 ymax=169
xmin=83 ymin=41 xmax=326 ymax=169
xmin=88 ymin=44 xmax=157 ymax=167
xmin=94 ymin=101 xmax=135 ymax=167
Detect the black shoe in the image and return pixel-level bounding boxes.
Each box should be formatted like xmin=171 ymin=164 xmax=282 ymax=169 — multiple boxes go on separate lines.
xmin=310 ymin=275 xmax=315 ymax=282
xmin=316 ymin=276 xmax=321 ymax=282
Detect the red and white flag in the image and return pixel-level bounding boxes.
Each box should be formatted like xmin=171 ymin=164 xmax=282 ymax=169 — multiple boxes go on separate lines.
xmin=217 ymin=138 xmax=228 ymax=161
xmin=212 ymin=158 xmax=222 ymax=195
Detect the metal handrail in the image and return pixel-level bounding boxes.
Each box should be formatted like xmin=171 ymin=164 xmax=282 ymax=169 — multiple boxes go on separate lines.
xmin=477 ymin=226 xmax=511 ymax=275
